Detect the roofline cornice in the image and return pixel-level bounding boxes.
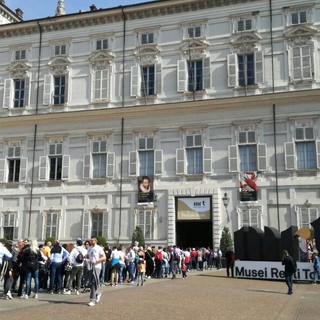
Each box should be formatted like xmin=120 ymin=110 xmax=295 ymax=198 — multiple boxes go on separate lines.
xmin=0 ymin=0 xmax=261 ymax=38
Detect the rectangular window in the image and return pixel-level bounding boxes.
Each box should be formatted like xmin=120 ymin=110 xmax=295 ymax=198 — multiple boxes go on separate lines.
xmin=137 ymin=210 xmax=152 ymax=240
xmin=188 ymin=60 xmax=203 ymax=92
xmin=295 ymin=127 xmax=316 ymax=170
xmin=3 ymin=212 xmax=15 ymax=240
xmin=141 ymin=33 xmax=154 ymax=44
xmin=54 ymin=44 xmax=66 ymax=56
xmin=15 ymin=49 xmax=26 ymax=60
xmin=238 ymin=54 xmax=255 ymax=86
xmin=49 ymin=142 xmax=63 ymax=181
xmin=141 ymin=66 xmax=155 ymax=96
xmin=300 ymin=208 xmax=318 ymax=228
xmin=91 ymin=212 xmax=103 ymax=237
xmin=239 ymin=145 xmax=257 ymax=172
xmin=92 ymin=140 xmax=107 ymax=178
xmin=292 ymin=46 xmax=312 ymax=81
xmin=53 ymin=75 xmax=66 ymax=105
xmin=186 ymin=134 xmax=203 ymax=174
xmin=139 ymin=137 xmax=154 ymax=176
xmin=292 ymin=11 xmax=307 ymax=25
xmin=45 ymin=212 xmax=58 ymax=239
xmin=237 ymin=19 xmax=252 ymax=31
xmin=13 ymin=79 xmax=25 ymax=108
xmin=96 ymin=39 xmax=108 ymax=50
xmin=94 ymin=69 xmax=108 ymax=100
xmin=187 ymin=26 xmax=201 ymax=38
xmin=8 ymin=159 xmax=21 ymax=182
xmin=242 ymin=209 xmax=259 ymax=227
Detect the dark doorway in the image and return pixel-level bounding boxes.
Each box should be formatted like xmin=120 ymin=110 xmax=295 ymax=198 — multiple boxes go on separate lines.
xmin=176 ymin=221 xmax=213 ymax=249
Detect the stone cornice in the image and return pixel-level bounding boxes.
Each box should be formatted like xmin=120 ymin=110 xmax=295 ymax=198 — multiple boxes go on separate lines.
xmin=0 ymin=0 xmax=261 ymax=38
xmin=1 ymin=89 xmax=320 ymax=128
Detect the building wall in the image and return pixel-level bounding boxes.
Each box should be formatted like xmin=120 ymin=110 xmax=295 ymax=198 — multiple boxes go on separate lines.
xmin=0 ymin=0 xmax=319 ymax=248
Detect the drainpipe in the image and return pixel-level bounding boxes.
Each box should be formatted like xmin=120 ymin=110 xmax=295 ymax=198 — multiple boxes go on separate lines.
xmin=28 ymin=22 xmax=43 ymax=238
xmin=269 ymin=1 xmax=280 ymax=230
xmin=120 ymin=6 xmax=126 ymax=107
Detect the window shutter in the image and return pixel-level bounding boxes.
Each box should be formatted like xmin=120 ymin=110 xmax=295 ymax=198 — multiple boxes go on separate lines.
xmin=23 ymin=76 xmax=31 ymax=107
xmin=82 ymin=210 xmax=91 ymax=240
xmin=129 ymin=151 xmax=139 ymax=177
xmin=102 ymin=210 xmax=108 ymax=238
xmin=62 ymin=155 xmax=70 ymax=180
xmin=257 ymin=144 xmax=267 ymax=171
xmin=19 ymin=157 xmax=28 ymax=183
xmin=43 ymin=74 xmax=52 ymax=105
xmin=176 ymin=148 xmax=186 ymax=175
xmin=255 ymin=51 xmax=264 ymax=84
xmin=227 ymin=54 xmax=238 ymax=87
xmin=130 ymin=65 xmax=141 ymax=97
xmin=154 ymin=149 xmax=163 ymax=176
xmin=284 ymin=142 xmax=296 ymax=170
xmin=0 ymin=159 xmax=7 ymax=183
xmin=310 ymin=208 xmax=318 ymax=223
xmin=316 ymin=140 xmax=320 ymax=169
xmin=228 ymin=145 xmax=239 ymax=172
xmin=64 ymin=73 xmax=69 ymax=104
xmin=101 ymin=69 xmax=109 ymax=100
xmin=302 ymin=45 xmax=312 ymax=79
xmin=39 ymin=156 xmax=49 ymax=181
xmin=83 ymin=154 xmax=92 ymax=179
xmin=3 ymin=79 xmax=13 ymax=109
xmin=155 ymin=63 xmax=162 ymax=94
xmin=203 ymin=147 xmax=212 ymax=174
xmin=177 ymin=60 xmax=187 ymax=92
xmin=13 ymin=220 xmax=19 ymax=240
xmin=203 ymin=57 xmax=211 ymax=90
xmin=292 ymin=47 xmax=302 ymax=80
xmin=106 ymin=152 xmax=115 ymax=178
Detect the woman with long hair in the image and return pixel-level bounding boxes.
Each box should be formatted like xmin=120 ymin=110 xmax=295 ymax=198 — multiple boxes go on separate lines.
xmin=21 ymin=240 xmax=43 ymax=299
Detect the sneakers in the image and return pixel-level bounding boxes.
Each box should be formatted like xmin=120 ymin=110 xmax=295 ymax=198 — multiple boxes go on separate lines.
xmin=96 ymin=293 xmax=102 ymax=303
xmin=21 ymin=294 xmax=28 ymax=299
xmin=6 ymin=291 xmax=13 ymax=300
xmin=75 ymin=290 xmax=79 ymax=295
xmin=88 ymin=300 xmax=96 ymax=307
xmin=63 ymin=290 xmax=71 ymax=295
xmin=34 ymin=294 xmax=38 ymax=299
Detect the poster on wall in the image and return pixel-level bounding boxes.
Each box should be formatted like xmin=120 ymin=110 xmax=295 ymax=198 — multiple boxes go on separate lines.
xmin=138 ymin=176 xmax=154 ymax=203
xmin=177 ymin=197 xmax=211 ymax=220
xmin=239 ymin=172 xmax=258 ymax=202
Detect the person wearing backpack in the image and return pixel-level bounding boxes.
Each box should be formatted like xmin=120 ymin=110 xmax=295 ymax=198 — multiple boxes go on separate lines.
xmin=64 ymin=238 xmax=87 ymax=295
xmin=155 ymin=246 xmax=164 ymax=279
xmin=20 ymin=240 xmax=43 ymax=299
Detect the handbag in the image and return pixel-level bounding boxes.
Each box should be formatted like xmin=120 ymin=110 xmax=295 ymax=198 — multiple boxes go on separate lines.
xmin=64 ymin=261 xmax=72 ymax=272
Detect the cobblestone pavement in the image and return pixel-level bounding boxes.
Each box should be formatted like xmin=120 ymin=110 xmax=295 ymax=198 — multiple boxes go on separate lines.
xmin=0 ymin=269 xmax=319 ymax=320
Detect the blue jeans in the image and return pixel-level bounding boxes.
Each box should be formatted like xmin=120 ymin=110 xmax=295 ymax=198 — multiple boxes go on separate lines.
xmin=49 ymin=262 xmax=62 ymax=291
xmin=118 ymin=264 xmax=125 ymax=283
xmin=25 ymin=269 xmax=39 ymax=295
xmin=129 ymin=262 xmax=135 ymax=281
xmin=100 ymin=262 xmax=105 ymax=284
xmin=313 ymin=268 xmax=320 ymax=283
xmin=285 ymin=274 xmax=293 ymax=292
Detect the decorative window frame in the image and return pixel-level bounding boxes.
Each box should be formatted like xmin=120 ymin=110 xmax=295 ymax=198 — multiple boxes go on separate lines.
xmin=285 ymin=117 xmax=320 ymax=171
xmin=41 ymin=208 xmax=62 ymax=240
xmin=0 ymin=209 xmax=20 ymax=240
xmin=230 ymin=13 xmax=259 ymax=34
xmin=91 ymin=33 xmax=114 ymax=52
xmin=180 ymin=19 xmax=208 ymax=40
xmin=135 ymin=27 xmax=160 ymax=47
xmin=284 ymin=5 xmax=314 ymax=27
xmin=49 ymin=39 xmax=71 ymax=57
xmin=295 ymin=204 xmax=319 ymax=228
xmin=236 ymin=204 xmax=263 ymax=229
xmin=89 ymin=50 xmax=114 ymax=103
xmin=82 ymin=207 xmax=108 ymax=240
xmin=134 ymin=208 xmax=155 ymax=240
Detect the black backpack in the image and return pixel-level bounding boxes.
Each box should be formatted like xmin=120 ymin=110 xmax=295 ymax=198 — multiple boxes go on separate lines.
xmin=26 ymin=252 xmax=38 ymax=271
xmin=75 ymin=249 xmax=84 ymax=264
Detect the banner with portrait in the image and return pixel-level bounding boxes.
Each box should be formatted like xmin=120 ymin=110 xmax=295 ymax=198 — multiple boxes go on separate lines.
xmin=239 ymin=172 xmax=258 ymax=202
xmin=137 ymin=176 xmax=154 ymax=203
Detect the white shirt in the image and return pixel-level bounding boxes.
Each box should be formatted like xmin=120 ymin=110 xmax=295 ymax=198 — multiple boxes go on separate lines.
xmin=88 ymin=245 xmax=104 ymax=270
xmin=69 ymin=246 xmax=87 ymax=266
xmin=118 ymin=250 xmax=125 ymax=265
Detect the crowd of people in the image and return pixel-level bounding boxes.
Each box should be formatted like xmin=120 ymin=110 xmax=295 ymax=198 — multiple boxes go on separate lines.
xmin=0 ymin=237 xmax=225 ymax=306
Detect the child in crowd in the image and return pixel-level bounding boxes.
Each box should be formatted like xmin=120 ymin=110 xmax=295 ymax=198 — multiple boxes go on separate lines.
xmin=182 ymin=261 xmax=187 ymax=279
xmin=137 ymin=256 xmax=146 ymax=286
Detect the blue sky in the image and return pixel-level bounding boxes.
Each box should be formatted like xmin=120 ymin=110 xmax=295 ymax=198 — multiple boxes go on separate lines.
xmin=5 ymin=0 xmax=156 ymax=20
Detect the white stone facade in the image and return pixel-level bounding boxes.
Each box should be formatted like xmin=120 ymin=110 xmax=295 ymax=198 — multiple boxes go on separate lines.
xmin=0 ymin=0 xmax=319 ymax=248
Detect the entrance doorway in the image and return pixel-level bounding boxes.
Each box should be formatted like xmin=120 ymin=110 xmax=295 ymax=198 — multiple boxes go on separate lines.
xmin=176 ymin=221 xmax=213 ymax=249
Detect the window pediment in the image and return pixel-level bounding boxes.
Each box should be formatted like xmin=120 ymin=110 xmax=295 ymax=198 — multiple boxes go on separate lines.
xmin=89 ymin=51 xmax=115 ymax=66
xmin=8 ymin=61 xmax=30 ymax=77
xmin=230 ymin=31 xmax=261 ymax=53
xmin=134 ymin=45 xmax=160 ymax=64
xmin=180 ymin=39 xmax=208 ymax=59
xmin=48 ymin=57 xmax=70 ymax=74
xmin=284 ymin=25 xmax=317 ymax=44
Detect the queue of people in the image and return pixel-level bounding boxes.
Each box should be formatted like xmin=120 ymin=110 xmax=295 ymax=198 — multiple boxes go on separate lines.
xmin=1 ymin=237 xmax=224 ymax=306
